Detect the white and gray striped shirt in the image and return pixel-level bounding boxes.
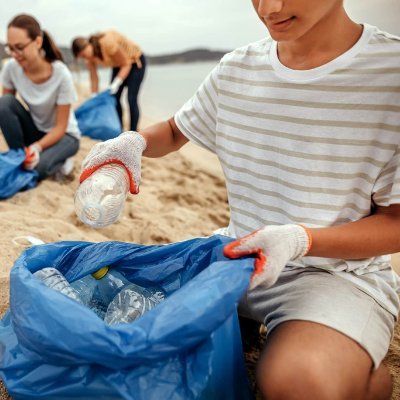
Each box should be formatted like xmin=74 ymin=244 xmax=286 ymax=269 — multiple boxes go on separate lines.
xmin=175 ymin=24 xmax=400 ymax=316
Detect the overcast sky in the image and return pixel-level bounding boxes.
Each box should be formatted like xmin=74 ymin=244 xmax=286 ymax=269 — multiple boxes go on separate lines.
xmin=0 ymin=0 xmax=399 ymax=55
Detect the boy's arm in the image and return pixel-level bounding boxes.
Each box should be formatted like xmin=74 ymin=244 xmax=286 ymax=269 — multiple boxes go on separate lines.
xmin=308 ymin=204 xmax=400 ymax=259
xmin=86 ymin=61 xmax=99 ymax=94
xmin=224 ymin=205 xmax=400 ymax=289
xmin=141 ymin=118 xmax=188 ymax=157
xmin=80 ymin=117 xmax=188 ymax=194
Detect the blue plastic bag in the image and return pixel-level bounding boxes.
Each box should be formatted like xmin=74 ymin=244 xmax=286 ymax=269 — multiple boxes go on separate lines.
xmin=0 ymin=148 xmax=38 ymax=199
xmin=75 ymin=90 xmax=122 ymax=141
xmin=0 ymin=235 xmax=254 ymax=400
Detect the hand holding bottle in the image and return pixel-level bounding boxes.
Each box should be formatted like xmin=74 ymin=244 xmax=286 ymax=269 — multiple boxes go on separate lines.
xmin=80 ymin=131 xmax=147 ymax=194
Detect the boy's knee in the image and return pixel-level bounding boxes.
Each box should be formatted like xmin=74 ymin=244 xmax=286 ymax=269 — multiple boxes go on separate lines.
xmin=257 ymin=357 xmax=366 ymax=400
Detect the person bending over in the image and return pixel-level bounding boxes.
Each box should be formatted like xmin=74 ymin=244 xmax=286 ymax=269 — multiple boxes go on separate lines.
xmin=72 ymin=30 xmax=145 ymax=131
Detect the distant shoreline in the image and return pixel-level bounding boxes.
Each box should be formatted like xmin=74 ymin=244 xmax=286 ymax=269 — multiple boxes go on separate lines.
xmin=0 ymin=45 xmax=230 ymax=69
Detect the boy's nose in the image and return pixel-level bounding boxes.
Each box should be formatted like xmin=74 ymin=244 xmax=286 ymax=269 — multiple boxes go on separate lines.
xmin=256 ymin=0 xmax=284 ymax=18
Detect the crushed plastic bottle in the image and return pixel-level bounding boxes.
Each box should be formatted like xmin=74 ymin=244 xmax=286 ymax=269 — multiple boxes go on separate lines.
xmin=33 ymin=267 xmax=81 ymax=303
xmin=74 ymin=164 xmax=129 ymax=228
xmin=104 ymin=285 xmax=159 ymax=325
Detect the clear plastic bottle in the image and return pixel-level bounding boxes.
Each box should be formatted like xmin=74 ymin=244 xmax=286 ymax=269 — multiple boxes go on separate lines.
xmin=70 ymin=274 xmax=107 ymax=318
xmin=71 ymin=266 xmax=166 ymax=321
xmin=93 ymin=266 xmax=131 ymax=306
xmin=94 ymin=268 xmax=166 ymax=304
xmin=34 ymin=267 xmax=81 ymax=303
xmin=74 ymin=164 xmax=129 ymax=228
xmin=104 ymin=286 xmax=157 ymax=325
xmin=70 ymin=274 xmax=97 ymax=306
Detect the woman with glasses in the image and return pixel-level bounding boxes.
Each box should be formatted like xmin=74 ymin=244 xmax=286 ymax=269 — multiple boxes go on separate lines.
xmin=0 ymin=14 xmax=80 ymax=180
xmin=71 ymin=31 xmax=146 ymax=131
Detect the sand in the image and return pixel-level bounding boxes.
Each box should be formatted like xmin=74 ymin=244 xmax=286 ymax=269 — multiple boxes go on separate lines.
xmin=0 ymin=91 xmax=399 ymax=398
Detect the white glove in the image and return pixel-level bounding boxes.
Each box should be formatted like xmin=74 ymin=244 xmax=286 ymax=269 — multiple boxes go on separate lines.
xmin=223 ymin=224 xmax=311 ymax=289
xmin=80 ymin=131 xmax=147 ymax=194
xmin=23 ymin=142 xmax=42 ymax=170
xmin=108 ymin=77 xmax=123 ymax=95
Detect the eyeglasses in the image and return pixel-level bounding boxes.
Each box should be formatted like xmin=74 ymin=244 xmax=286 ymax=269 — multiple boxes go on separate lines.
xmin=5 ymin=39 xmax=34 ymax=56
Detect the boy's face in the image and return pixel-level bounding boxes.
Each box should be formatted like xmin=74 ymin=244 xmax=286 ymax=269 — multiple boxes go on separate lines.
xmin=251 ymin=0 xmax=344 ymax=42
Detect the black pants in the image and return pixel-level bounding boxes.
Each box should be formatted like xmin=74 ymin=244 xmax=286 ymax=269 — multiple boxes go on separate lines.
xmin=0 ymin=94 xmax=80 ymax=180
xmin=111 ymin=54 xmax=146 ymax=131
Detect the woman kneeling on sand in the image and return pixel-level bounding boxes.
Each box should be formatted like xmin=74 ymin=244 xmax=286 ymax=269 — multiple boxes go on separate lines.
xmin=0 ymin=14 xmax=80 ymax=180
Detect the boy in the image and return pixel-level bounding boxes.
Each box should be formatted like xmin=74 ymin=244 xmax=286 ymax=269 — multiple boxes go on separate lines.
xmin=80 ymin=1 xmax=400 ymax=398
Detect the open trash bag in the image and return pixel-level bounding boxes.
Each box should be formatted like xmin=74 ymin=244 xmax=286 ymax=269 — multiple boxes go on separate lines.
xmin=75 ymin=90 xmax=122 ymax=141
xmin=0 ymin=235 xmax=254 ymax=400
xmin=0 ymin=148 xmax=38 ymax=199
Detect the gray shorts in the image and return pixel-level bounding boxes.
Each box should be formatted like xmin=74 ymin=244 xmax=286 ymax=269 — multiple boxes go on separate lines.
xmin=238 ymin=267 xmax=396 ymax=368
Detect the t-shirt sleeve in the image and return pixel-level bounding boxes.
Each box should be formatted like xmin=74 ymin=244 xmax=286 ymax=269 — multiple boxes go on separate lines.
xmin=372 ymin=146 xmax=400 ymax=206
xmin=1 ymin=61 xmax=15 ymax=90
xmin=57 ymin=64 xmax=78 ymax=105
xmin=174 ymin=63 xmax=220 ymax=153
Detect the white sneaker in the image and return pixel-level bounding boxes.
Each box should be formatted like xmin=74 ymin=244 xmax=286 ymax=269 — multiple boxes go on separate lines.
xmin=60 ymin=157 xmax=75 ymax=176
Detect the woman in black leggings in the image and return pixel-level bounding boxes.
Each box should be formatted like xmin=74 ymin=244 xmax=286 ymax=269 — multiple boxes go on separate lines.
xmin=72 ymin=31 xmax=146 ymax=131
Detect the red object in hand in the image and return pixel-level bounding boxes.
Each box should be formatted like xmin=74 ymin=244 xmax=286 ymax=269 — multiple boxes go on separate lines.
xmin=23 ymin=143 xmax=41 ymax=170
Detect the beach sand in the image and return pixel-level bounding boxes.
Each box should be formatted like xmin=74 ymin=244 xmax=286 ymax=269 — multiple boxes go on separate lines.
xmin=0 ymin=93 xmax=399 ymax=398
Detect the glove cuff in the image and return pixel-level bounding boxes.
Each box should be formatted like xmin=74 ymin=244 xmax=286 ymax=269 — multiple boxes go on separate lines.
xmin=290 ymin=224 xmax=312 ymax=260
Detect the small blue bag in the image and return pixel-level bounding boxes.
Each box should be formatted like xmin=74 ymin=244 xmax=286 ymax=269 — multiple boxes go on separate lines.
xmin=0 ymin=235 xmax=254 ymax=400
xmin=0 ymin=148 xmax=38 ymax=199
xmin=75 ymin=90 xmax=122 ymax=141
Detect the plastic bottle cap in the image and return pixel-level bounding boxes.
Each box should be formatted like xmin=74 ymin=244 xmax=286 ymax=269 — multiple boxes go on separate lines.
xmin=92 ymin=266 xmax=109 ymax=280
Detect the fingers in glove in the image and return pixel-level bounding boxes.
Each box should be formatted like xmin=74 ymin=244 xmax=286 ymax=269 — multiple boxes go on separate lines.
xmin=223 ymin=230 xmax=267 ymax=279
xmin=80 ymin=159 xmax=139 ymax=194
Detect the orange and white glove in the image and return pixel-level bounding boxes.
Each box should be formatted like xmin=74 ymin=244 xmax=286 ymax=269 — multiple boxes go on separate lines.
xmin=224 ymin=224 xmax=312 ymax=289
xmin=80 ymin=131 xmax=147 ymax=194
xmin=23 ymin=142 xmax=42 ymax=170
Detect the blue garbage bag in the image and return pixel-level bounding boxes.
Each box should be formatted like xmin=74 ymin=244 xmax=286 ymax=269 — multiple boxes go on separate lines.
xmin=0 ymin=148 xmax=38 ymax=199
xmin=0 ymin=235 xmax=254 ymax=400
xmin=75 ymin=90 xmax=122 ymax=141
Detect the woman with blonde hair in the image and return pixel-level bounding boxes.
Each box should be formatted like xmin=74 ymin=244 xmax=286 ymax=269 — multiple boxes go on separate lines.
xmin=72 ymin=31 xmax=146 ymax=130
xmin=0 ymin=14 xmax=80 ymax=179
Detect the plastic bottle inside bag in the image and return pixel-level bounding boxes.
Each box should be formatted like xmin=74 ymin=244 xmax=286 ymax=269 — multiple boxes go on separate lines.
xmin=34 ymin=267 xmax=81 ymax=303
xmin=72 ymin=266 xmax=165 ymax=321
xmin=92 ymin=266 xmax=131 ymax=305
xmin=104 ymin=285 xmax=158 ymax=325
xmin=71 ymin=274 xmax=107 ymax=319
xmin=74 ymin=164 xmax=129 ymax=228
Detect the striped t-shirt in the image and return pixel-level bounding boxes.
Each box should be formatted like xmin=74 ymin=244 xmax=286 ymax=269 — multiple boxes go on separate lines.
xmin=174 ymin=24 xmax=400 ymax=316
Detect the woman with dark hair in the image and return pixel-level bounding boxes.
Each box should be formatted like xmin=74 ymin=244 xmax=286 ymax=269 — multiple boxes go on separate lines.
xmin=0 ymin=14 xmax=80 ymax=180
xmin=71 ymin=31 xmax=145 ymax=131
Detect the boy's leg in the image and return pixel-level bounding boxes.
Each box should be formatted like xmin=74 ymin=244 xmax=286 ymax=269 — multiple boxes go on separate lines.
xmin=0 ymin=94 xmax=41 ymax=149
xmin=366 ymin=363 xmax=392 ymax=400
xmin=256 ymin=320 xmax=392 ymax=400
xmin=239 ymin=268 xmax=395 ymax=400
